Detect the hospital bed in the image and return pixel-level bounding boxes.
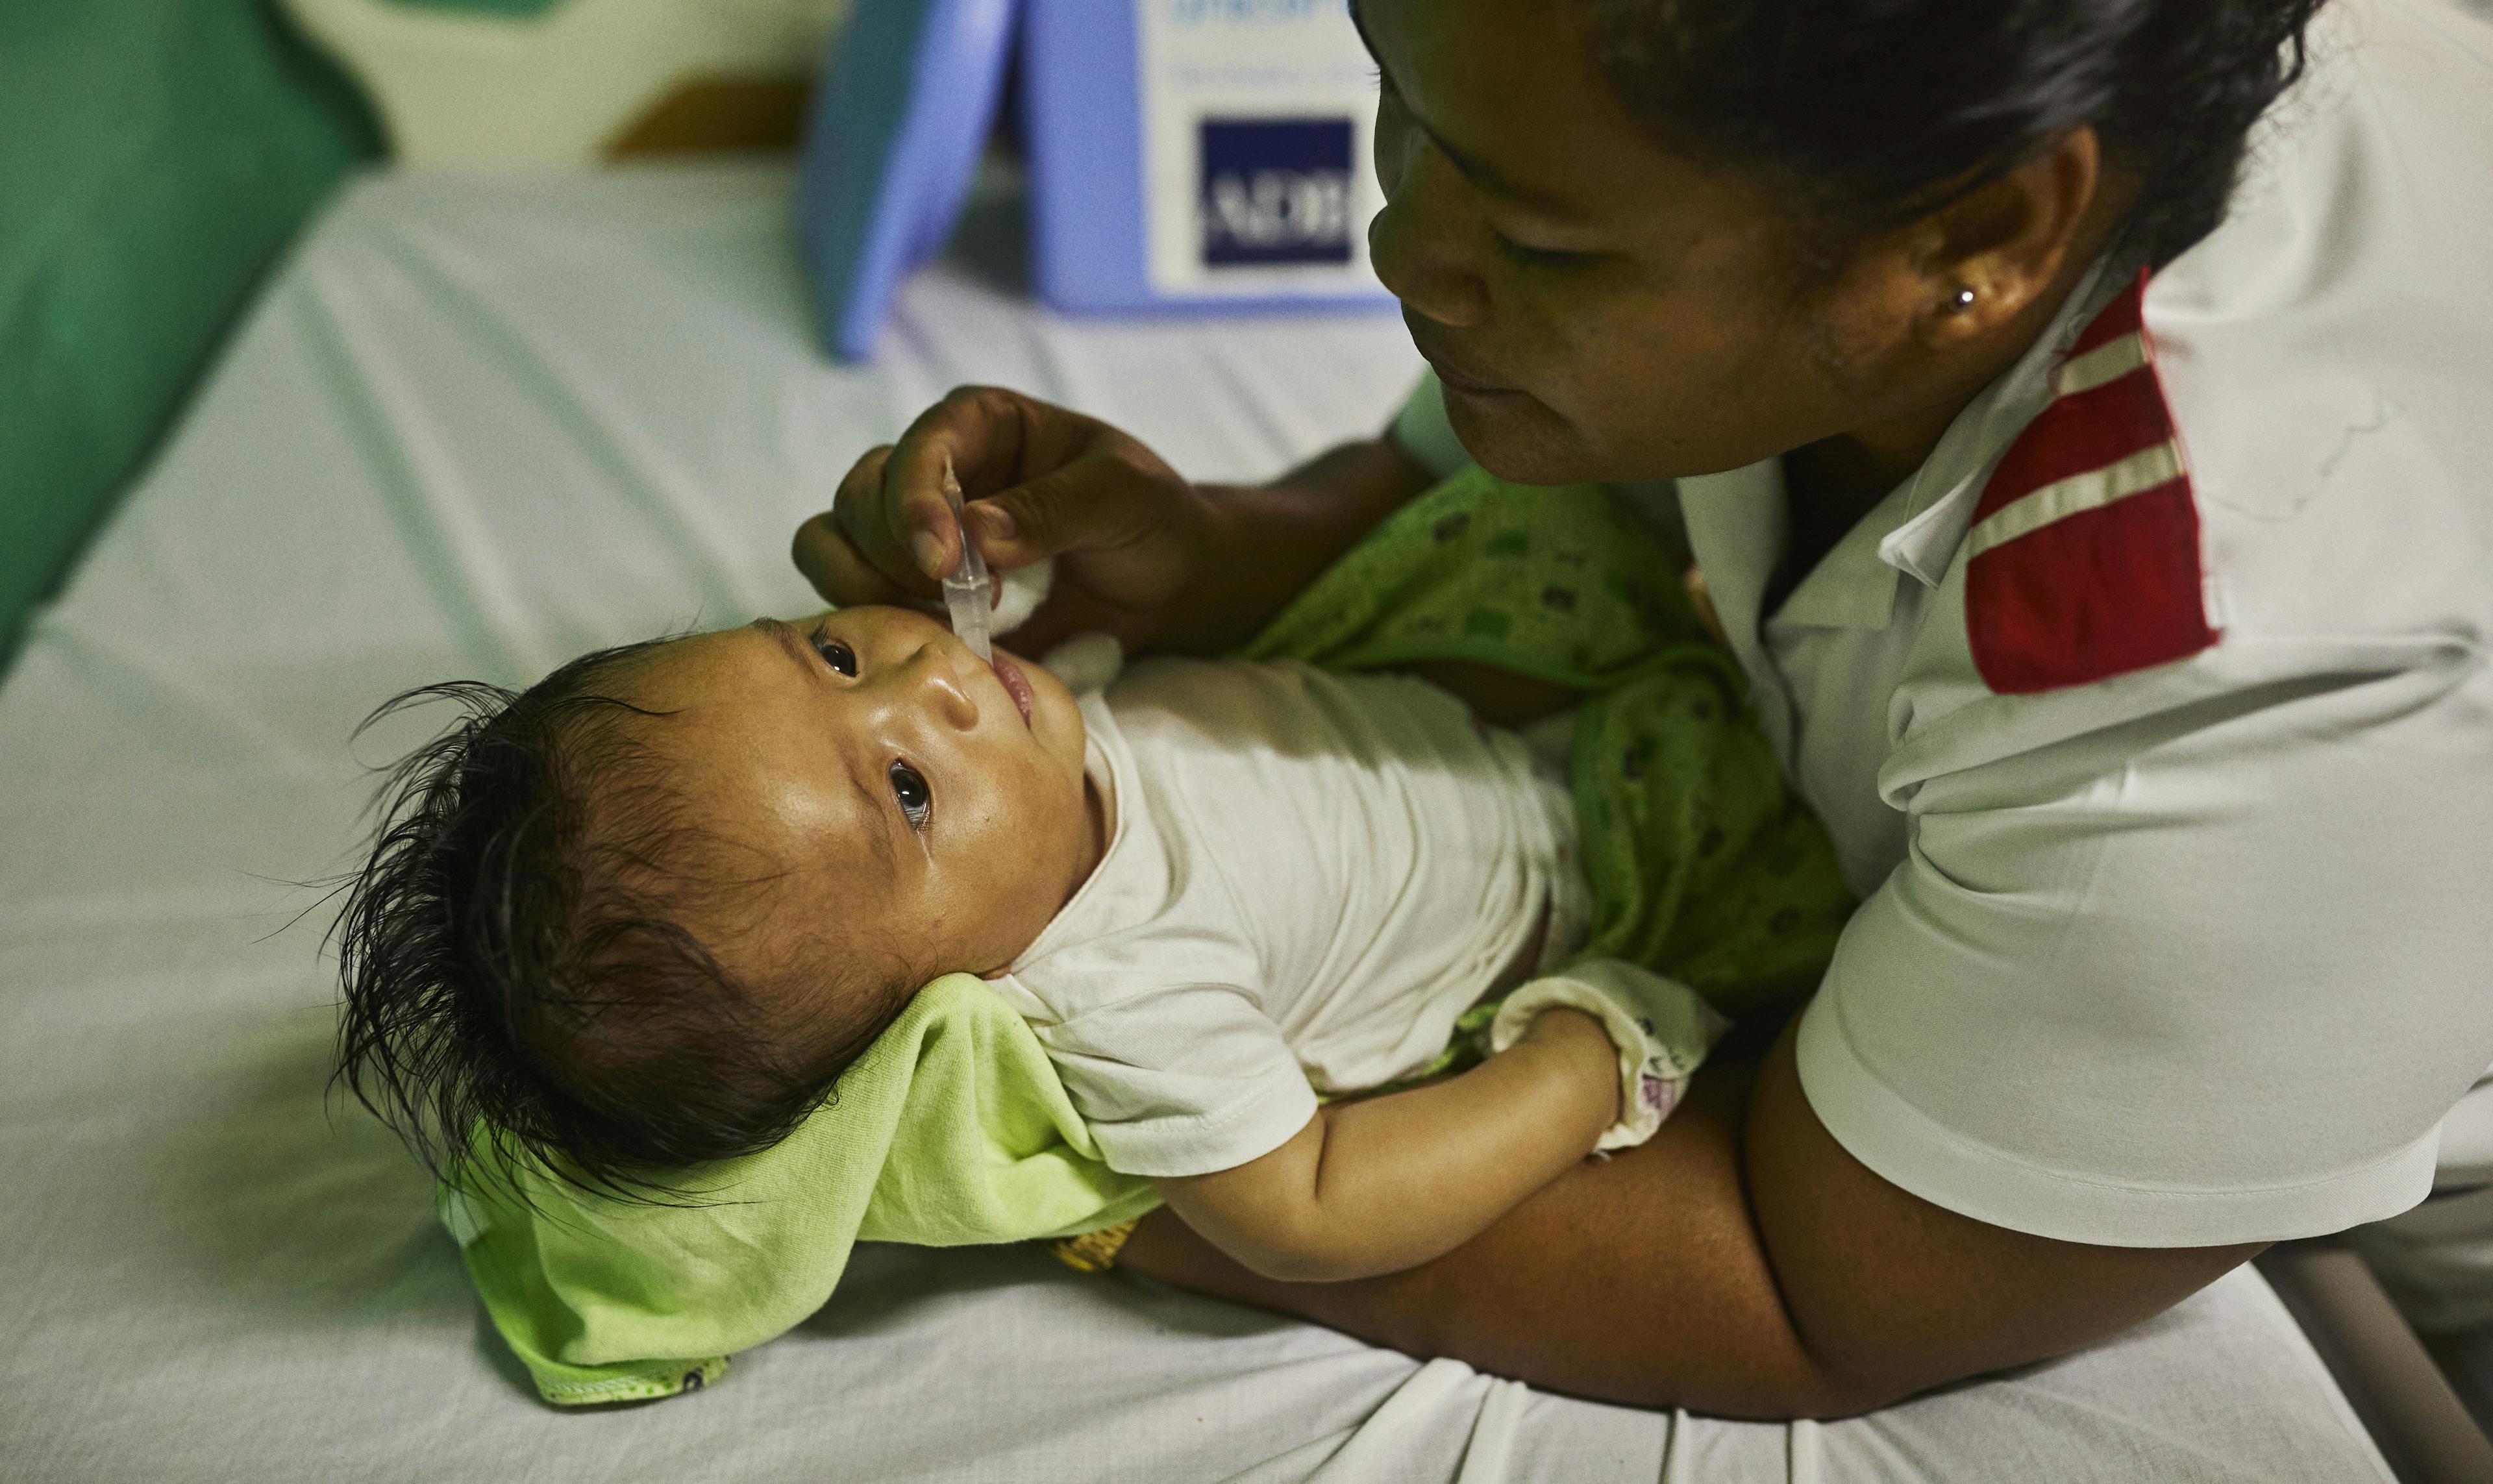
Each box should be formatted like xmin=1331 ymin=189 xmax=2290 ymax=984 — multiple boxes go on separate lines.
xmin=8 ymin=0 xmax=2493 ymax=1473
xmin=0 ymin=147 xmax=2468 ymax=1484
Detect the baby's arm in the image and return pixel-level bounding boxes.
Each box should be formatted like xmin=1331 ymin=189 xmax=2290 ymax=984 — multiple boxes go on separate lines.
xmin=1150 ymin=1008 xmax=1618 ymax=1284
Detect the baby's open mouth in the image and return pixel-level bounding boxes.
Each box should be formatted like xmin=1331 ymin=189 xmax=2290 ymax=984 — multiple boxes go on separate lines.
xmin=990 ymin=654 xmax=1035 ymax=728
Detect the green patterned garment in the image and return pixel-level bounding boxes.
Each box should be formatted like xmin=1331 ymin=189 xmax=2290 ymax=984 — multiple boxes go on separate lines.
xmin=1247 ymin=465 xmax=1854 ymax=1020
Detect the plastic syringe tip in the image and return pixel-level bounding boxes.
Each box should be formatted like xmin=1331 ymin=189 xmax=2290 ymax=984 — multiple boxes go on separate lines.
xmin=939 ymin=455 xmax=993 ymax=661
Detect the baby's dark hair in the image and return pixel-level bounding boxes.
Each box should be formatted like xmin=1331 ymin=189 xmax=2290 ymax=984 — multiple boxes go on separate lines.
xmin=1581 ymin=0 xmax=2326 ymax=271
xmin=332 ymin=640 xmax=901 ymax=1200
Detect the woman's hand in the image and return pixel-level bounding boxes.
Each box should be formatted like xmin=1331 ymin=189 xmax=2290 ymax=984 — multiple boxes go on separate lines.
xmin=793 ymin=386 xmax=1440 ymax=657
xmin=792 ymin=386 xmax=1213 ymax=656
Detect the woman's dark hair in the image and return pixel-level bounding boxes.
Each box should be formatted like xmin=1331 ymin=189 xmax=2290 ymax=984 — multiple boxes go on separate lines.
xmin=1580 ymin=0 xmax=2326 ymax=269
xmin=330 ymin=641 xmax=899 ymax=1202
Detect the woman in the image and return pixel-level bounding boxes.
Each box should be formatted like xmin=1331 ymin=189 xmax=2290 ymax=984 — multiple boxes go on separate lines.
xmin=794 ymin=0 xmax=2493 ymax=1416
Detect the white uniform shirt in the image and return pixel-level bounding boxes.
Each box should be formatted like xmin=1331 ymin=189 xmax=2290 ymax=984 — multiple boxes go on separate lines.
xmin=1392 ymin=0 xmax=2493 ymax=1247
xmin=990 ymin=656 xmax=1587 ymax=1179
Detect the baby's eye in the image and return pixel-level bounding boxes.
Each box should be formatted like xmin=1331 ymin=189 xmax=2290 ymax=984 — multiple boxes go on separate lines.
xmin=813 ymin=635 xmax=857 ymax=676
xmin=889 ymin=760 xmax=932 ymax=829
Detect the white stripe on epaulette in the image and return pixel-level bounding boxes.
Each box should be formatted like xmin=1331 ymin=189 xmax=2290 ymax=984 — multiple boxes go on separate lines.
xmin=1966 ymin=438 xmax=2185 ymax=558
xmin=2052 ymin=329 xmax=2150 ymax=399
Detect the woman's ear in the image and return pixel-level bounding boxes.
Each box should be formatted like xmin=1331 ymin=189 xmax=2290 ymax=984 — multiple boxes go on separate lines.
xmin=1915 ymin=127 xmax=2109 ymax=347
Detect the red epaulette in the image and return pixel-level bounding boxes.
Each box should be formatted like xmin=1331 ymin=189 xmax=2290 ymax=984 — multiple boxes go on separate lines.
xmin=1966 ymin=269 xmax=2217 ymax=694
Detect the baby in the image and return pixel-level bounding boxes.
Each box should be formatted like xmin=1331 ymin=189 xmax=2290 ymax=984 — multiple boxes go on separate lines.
xmin=338 ymin=605 xmax=1708 ymax=1283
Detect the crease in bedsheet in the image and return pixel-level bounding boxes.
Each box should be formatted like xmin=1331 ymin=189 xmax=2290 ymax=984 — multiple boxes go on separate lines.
xmin=360 ymin=218 xmax=774 ymax=632
xmin=820 ymin=1314 xmax=1429 ymax=1484
xmin=298 ymin=257 xmax=538 ymax=682
xmin=14 ymin=623 xmax=335 ymax=787
xmin=1789 ymin=1416 xmax=1824 ymax=1484
xmin=1455 ymin=1375 xmax=1531 ymax=1484
xmin=1659 ymin=1411 xmax=1691 ymax=1484
xmin=1298 ymin=1358 xmax=1484 ymax=1484
xmin=1854 ymin=1365 xmax=2392 ymax=1484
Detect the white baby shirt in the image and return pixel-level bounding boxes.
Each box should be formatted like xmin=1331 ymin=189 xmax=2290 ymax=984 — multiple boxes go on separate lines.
xmin=988 ymin=653 xmax=1589 ymax=1180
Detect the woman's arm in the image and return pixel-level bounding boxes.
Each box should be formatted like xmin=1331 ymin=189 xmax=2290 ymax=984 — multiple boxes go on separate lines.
xmin=1154 ymin=1008 xmax=1618 ymax=1283
xmin=1121 ymin=1016 xmax=2263 ymax=1419
xmin=792 ymin=386 xmax=1437 ymax=657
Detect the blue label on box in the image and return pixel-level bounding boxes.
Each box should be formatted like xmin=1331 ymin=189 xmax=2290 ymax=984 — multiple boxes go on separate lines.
xmin=1198 ymin=117 xmax=1356 ymax=266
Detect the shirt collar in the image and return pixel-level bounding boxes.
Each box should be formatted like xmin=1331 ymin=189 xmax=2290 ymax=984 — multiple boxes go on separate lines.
xmin=1875 ymin=255 xmax=2127 ymax=589
xmin=1770 ymin=475 xmax=1914 ymax=631
xmin=1681 ymin=256 xmax=2128 ymax=637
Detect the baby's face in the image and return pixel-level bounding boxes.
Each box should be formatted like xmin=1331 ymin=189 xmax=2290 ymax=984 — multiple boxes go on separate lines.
xmin=620 ymin=605 xmax=1102 ymax=1009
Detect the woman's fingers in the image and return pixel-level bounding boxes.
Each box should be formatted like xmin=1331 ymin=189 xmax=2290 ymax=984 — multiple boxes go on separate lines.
xmin=806 ymin=441 xmax=939 ymax=604
xmin=792 ymin=508 xmax=909 ymax=607
xmin=969 ymin=441 xmax=1174 ymax=569
xmin=981 ymin=432 xmax=1207 ymax=649
xmin=808 ymin=397 xmax=1047 ymax=600
xmin=874 ymin=386 xmax=1084 ymax=578
xmin=810 ymin=388 xmax=1080 ymax=587
xmin=876 ymin=397 xmax=997 ymax=580
xmin=794 ymin=386 xmax=1211 ymax=649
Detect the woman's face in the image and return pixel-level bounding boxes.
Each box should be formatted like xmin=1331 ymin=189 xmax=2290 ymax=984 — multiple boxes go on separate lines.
xmin=1358 ymin=0 xmax=1934 ymax=485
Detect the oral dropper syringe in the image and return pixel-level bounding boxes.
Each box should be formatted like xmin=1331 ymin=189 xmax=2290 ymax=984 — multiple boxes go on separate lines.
xmin=938 ymin=455 xmax=994 ymax=662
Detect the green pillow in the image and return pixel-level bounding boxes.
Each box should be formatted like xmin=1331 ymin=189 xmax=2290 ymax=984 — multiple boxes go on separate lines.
xmin=384 ymin=0 xmax=565 ymax=12
xmin=0 ymin=0 xmax=375 ymax=671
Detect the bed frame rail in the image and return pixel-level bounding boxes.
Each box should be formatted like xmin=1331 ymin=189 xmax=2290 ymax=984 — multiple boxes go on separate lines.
xmin=2257 ymin=1241 xmax=2493 ymax=1484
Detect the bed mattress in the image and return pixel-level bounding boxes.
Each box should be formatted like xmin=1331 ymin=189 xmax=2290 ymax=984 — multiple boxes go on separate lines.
xmin=0 ymin=162 xmax=2397 ymax=1483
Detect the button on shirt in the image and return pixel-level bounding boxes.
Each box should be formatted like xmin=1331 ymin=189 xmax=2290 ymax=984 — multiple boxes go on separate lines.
xmin=1389 ymin=0 xmax=2493 ymax=1247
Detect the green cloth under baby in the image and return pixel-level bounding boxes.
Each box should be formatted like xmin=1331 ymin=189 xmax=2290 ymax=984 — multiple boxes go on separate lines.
xmin=444 ymin=467 xmax=1855 ymax=1406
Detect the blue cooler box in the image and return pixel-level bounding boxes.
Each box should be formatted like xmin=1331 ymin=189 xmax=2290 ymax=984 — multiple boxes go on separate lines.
xmin=800 ymin=0 xmax=1393 ymax=362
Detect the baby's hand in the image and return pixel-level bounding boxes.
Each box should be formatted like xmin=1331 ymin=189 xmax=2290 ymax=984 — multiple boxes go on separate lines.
xmin=1516 ymin=1006 xmax=1624 ymax=1135
xmin=1489 ymin=961 xmax=1730 ymax=1152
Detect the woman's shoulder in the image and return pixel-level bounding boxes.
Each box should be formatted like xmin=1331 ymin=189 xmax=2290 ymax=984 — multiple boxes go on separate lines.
xmin=1955 ymin=7 xmax=2493 ymax=708
xmin=2144 ymin=0 xmax=2492 ymax=540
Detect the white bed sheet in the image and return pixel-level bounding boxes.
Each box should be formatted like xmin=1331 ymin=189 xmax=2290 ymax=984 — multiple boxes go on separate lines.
xmin=0 ymin=162 xmax=2396 ymax=1483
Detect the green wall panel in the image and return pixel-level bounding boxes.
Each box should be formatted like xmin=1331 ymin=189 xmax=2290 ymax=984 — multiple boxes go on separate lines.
xmin=0 ymin=0 xmax=377 ymax=669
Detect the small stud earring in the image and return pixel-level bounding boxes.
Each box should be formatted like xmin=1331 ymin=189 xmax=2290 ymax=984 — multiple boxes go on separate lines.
xmin=1949 ymin=286 xmax=1978 ymax=313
